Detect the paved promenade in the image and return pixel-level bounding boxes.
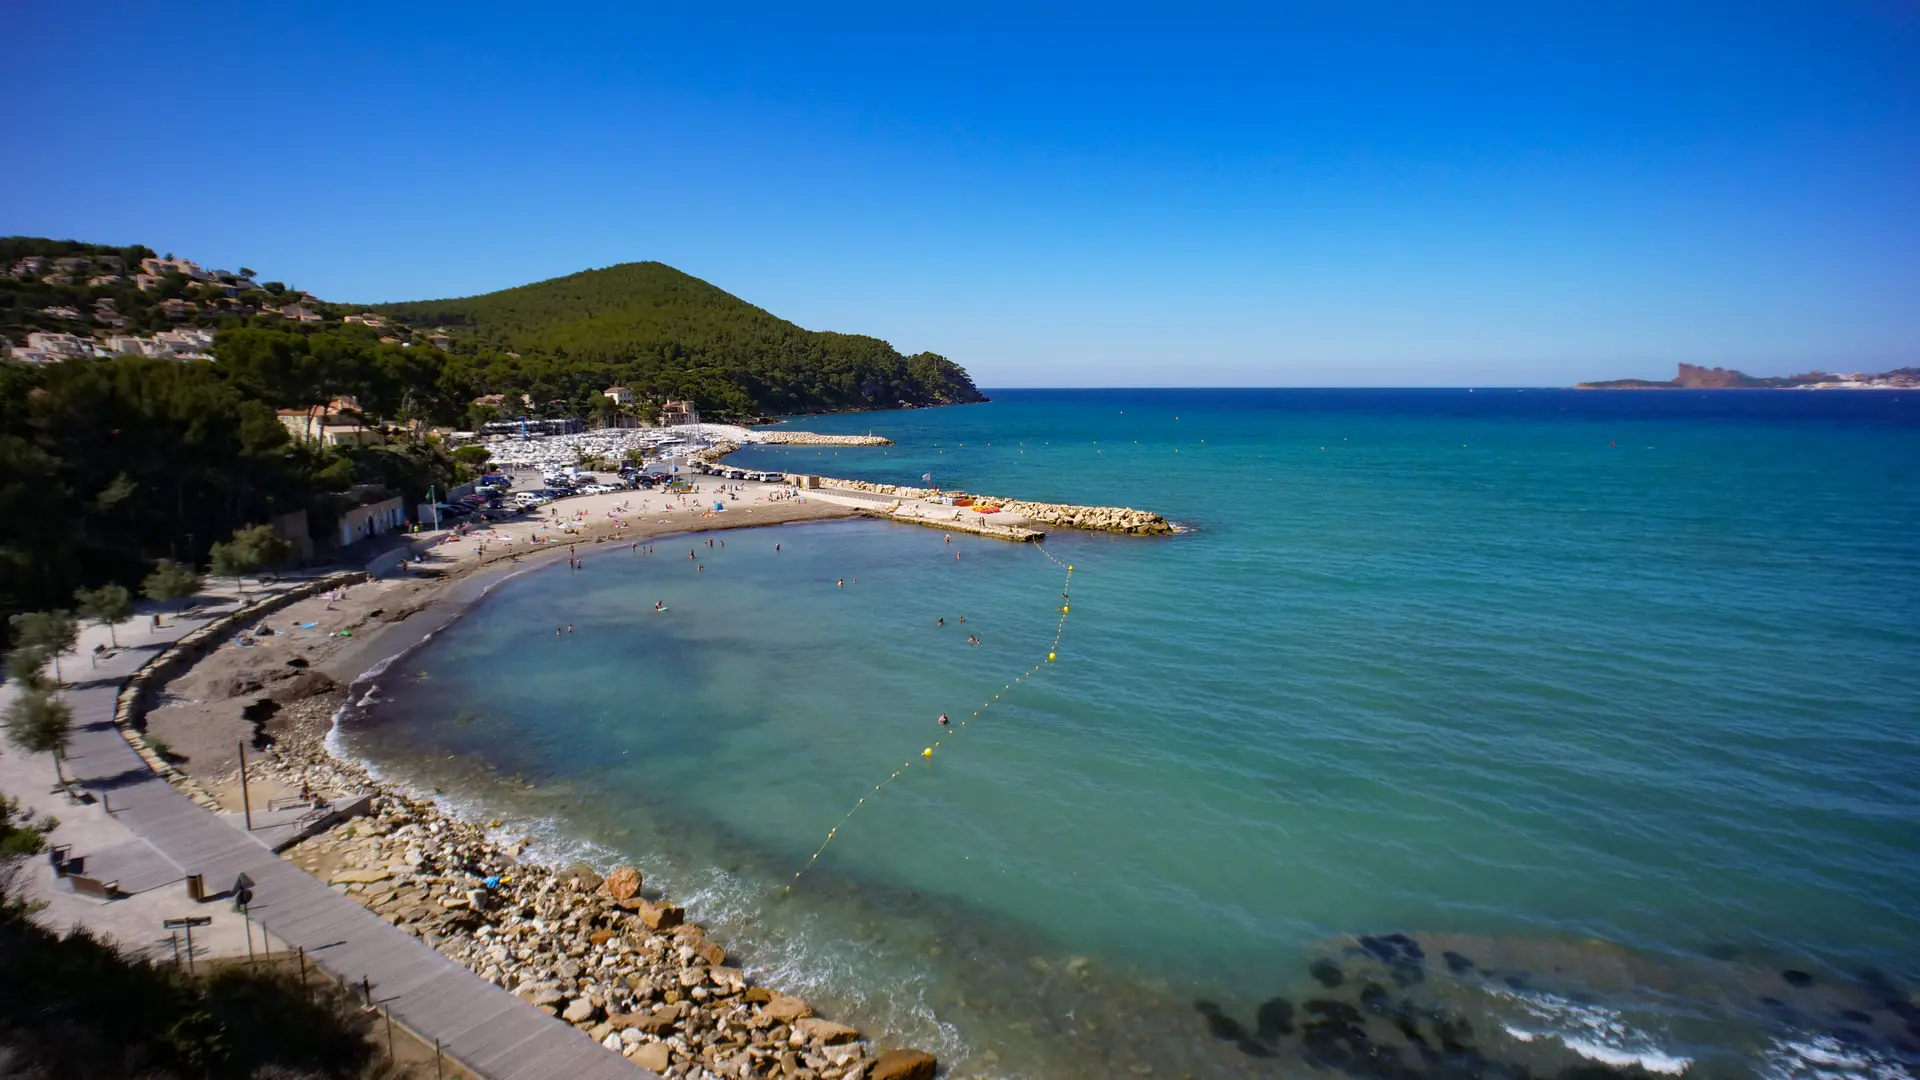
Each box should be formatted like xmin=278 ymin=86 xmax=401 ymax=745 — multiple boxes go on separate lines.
xmin=11 ymin=583 xmax=647 ymax=1080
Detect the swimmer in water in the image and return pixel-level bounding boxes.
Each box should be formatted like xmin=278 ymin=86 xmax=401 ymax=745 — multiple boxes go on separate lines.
xmin=697 ymin=564 xmax=703 ymax=573
xmin=937 ymin=617 xmax=944 ymax=627
xmin=775 ymin=543 xmax=780 ymax=553
xmin=968 ymin=635 xmax=979 ymax=645
xmin=654 ymin=601 xmax=663 ymax=611
xmin=565 ymin=624 xmax=573 ymax=633
xmin=837 ymin=578 xmax=844 ymax=588
xmin=938 ymin=714 xmax=950 ymax=727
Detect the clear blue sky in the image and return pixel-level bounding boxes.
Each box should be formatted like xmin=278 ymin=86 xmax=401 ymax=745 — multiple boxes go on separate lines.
xmin=5 ymin=2 xmax=1916 ymax=386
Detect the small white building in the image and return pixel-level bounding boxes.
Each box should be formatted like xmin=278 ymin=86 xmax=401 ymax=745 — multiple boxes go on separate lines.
xmin=26 ymin=332 xmax=90 ymax=358
xmin=338 ymin=496 xmax=406 ymax=547
xmin=603 ymin=386 xmax=633 ymax=405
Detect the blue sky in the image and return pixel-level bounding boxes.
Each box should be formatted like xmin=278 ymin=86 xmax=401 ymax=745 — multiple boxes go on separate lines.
xmin=4 ymin=2 xmax=1916 ymax=386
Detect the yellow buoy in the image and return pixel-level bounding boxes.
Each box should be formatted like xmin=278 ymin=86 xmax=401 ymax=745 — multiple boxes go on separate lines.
xmin=1048 ymin=652 xmax=1056 ymax=662
xmin=922 ymin=748 xmax=933 ymax=758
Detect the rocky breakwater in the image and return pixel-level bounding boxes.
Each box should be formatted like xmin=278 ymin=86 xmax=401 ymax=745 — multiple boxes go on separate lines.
xmin=818 ymin=479 xmax=1176 ymax=536
xmin=257 ymin=710 xmax=935 ymax=1080
xmin=688 ymin=442 xmax=740 ymax=467
xmin=746 ymin=432 xmax=893 ymax=447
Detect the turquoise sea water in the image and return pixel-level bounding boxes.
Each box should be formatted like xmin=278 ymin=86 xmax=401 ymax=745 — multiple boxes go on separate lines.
xmin=342 ymin=390 xmax=1920 ymax=1080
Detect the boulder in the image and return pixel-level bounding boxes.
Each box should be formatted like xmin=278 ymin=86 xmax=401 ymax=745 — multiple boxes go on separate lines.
xmin=602 ymin=865 xmax=643 ymax=901
xmin=563 ymin=864 xmax=603 ymax=892
xmin=632 ymin=897 xmax=684 ymax=930
xmin=630 ymin=1042 xmax=671 ymax=1073
xmin=693 ymin=937 xmax=726 ymax=966
xmin=708 ymin=966 xmax=745 ymax=993
xmin=562 ymin=997 xmax=599 ymax=1024
xmin=870 ymin=1049 xmax=938 ymax=1080
xmin=623 ymin=1009 xmax=678 ymax=1036
xmin=515 ymin=985 xmax=565 ymax=1008
xmin=762 ymin=995 xmax=812 ymax=1022
xmin=794 ymin=1018 xmax=860 ymax=1045
xmin=330 ymin=868 xmax=392 ymax=885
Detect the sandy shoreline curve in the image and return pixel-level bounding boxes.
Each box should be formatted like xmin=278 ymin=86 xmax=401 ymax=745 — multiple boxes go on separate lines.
xmin=131 ymin=454 xmax=1173 ymax=1078
xmin=135 ymin=486 xmax=957 ymax=1077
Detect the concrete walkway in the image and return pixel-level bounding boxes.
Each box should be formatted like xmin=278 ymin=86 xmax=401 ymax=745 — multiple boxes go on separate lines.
xmin=7 ymin=583 xmax=648 ymax=1080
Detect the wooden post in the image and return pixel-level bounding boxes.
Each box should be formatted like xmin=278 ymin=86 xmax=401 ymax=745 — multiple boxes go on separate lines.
xmin=183 ymin=922 xmax=196 ymax=976
xmin=298 ymin=946 xmax=308 ymax=997
xmin=362 ymin=975 xmax=372 ymax=1008
xmin=384 ymin=1008 xmax=395 ymax=1062
xmin=238 ymin=741 xmax=252 ymax=831
xmin=436 ymin=1038 xmax=444 ymax=1079
xmin=169 ymin=931 xmax=180 ymax=968
xmin=244 ymin=910 xmax=255 ymax=967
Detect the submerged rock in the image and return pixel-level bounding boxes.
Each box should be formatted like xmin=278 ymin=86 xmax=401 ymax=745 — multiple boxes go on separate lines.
xmin=1255 ymin=997 xmax=1296 ymax=1040
xmin=1309 ymin=958 xmax=1345 ymax=988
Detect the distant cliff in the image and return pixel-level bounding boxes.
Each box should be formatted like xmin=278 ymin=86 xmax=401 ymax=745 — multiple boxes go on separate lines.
xmin=1578 ymin=364 xmax=1919 ymax=390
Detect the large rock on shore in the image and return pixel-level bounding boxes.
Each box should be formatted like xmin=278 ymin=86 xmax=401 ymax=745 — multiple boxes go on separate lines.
xmin=602 ymin=865 xmax=642 ymax=901
xmin=871 ymin=1048 xmax=938 ymax=1080
xmin=795 ymin=1017 xmax=860 ymax=1045
xmin=622 ymin=896 xmax=683 ymax=930
xmin=630 ymin=1042 xmax=671 ymax=1072
xmin=762 ymin=994 xmax=812 ymax=1022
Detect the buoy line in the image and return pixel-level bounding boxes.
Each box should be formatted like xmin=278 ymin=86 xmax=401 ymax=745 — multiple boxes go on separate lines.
xmin=786 ymin=545 xmax=1075 ymax=889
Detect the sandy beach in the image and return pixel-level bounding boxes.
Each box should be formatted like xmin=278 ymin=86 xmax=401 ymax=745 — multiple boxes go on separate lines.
xmin=119 ymin=478 xmax=969 ymax=1078
xmin=144 ymin=479 xmax=858 ymax=782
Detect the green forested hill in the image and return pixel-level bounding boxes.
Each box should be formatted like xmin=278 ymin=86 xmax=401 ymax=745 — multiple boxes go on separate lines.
xmin=365 ymin=261 xmax=985 ymax=417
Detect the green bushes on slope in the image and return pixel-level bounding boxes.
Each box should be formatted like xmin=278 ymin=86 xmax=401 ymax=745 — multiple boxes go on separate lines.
xmin=367 ymin=261 xmax=985 ymax=419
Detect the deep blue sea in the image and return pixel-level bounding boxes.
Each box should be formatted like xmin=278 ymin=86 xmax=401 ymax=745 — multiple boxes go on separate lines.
xmin=342 ymin=390 xmax=1920 ymax=1080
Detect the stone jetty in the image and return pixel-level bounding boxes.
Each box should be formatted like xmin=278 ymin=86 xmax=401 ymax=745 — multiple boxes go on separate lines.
xmin=694 ymin=444 xmax=1175 ymax=536
xmin=747 ymin=432 xmax=893 ymax=447
xmin=808 ymin=478 xmax=1175 ymax=536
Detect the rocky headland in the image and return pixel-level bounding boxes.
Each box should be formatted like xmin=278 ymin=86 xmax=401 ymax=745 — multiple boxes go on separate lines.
xmin=1578 ymin=362 xmax=1920 ymax=390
